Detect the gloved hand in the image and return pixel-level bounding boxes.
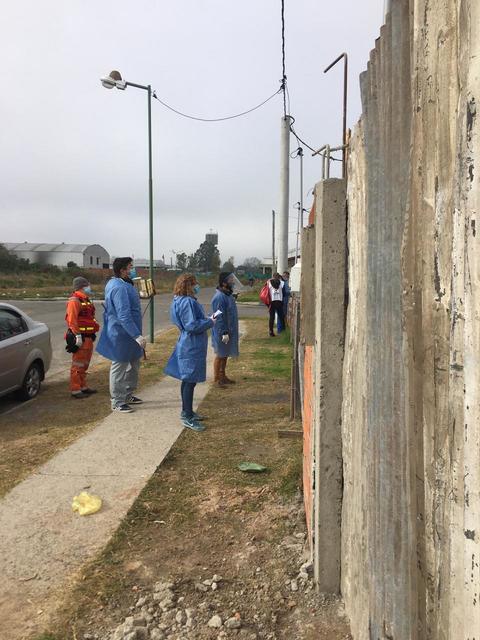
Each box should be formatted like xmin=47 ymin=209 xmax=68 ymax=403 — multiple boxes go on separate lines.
xmin=221 ymin=334 xmax=230 ymax=344
xmin=75 ymin=335 xmax=83 ymax=347
xmin=135 ymin=335 xmax=147 ymax=349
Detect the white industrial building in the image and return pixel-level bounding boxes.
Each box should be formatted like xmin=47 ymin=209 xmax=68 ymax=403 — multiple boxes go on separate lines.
xmin=3 ymin=243 xmax=110 ymax=269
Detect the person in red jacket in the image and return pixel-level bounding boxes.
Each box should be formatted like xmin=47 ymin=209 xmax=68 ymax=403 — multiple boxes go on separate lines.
xmin=65 ymin=276 xmax=100 ymax=398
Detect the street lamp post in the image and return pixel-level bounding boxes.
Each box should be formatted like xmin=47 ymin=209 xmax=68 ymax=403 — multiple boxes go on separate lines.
xmin=101 ymin=70 xmax=155 ymax=343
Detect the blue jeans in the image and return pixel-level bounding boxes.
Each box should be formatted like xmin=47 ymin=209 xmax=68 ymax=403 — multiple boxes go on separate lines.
xmin=181 ymin=381 xmax=196 ymax=418
xmin=110 ymin=358 xmax=141 ymax=409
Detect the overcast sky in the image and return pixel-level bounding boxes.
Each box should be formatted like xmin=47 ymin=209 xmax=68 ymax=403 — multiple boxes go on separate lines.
xmin=1 ymin=1 xmax=383 ymax=266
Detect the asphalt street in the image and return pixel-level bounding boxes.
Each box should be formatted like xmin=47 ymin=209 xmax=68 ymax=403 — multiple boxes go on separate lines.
xmin=0 ymin=289 xmax=265 ymax=414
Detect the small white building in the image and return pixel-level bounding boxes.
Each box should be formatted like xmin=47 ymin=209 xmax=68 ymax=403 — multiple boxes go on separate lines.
xmin=3 ymin=243 xmax=110 ymax=269
xmin=260 ymin=249 xmax=300 ymax=274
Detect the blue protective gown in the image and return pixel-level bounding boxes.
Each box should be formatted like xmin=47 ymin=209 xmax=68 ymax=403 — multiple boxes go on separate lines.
xmin=96 ymin=278 xmax=143 ymax=363
xmin=164 ymin=295 xmax=214 ymax=383
xmin=211 ymin=288 xmax=239 ymax=358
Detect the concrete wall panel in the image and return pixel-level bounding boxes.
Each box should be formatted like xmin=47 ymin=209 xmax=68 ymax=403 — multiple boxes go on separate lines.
xmin=342 ymin=0 xmax=480 ymax=637
xmin=313 ymin=178 xmax=346 ymax=592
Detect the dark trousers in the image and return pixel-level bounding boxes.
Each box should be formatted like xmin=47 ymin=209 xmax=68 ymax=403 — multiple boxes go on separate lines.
xmin=269 ymin=301 xmax=285 ymax=334
xmin=181 ymin=381 xmax=196 ymax=418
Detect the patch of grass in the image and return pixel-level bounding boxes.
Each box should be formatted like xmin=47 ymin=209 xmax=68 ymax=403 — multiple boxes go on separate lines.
xmin=0 ymin=328 xmax=179 ymax=498
xmin=0 ymin=271 xmax=219 ymax=299
xmin=33 ymin=634 xmax=58 ymax=640
xmin=251 ymin=327 xmax=291 ymax=378
xmin=235 ymin=283 xmax=262 ymax=303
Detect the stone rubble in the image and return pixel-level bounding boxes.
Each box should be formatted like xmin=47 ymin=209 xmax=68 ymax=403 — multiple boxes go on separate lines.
xmin=88 ymin=528 xmax=317 ymax=640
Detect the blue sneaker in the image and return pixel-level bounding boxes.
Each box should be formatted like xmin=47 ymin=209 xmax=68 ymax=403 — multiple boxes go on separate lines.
xmin=181 ymin=417 xmax=206 ymax=432
xmin=181 ymin=410 xmax=206 ymax=421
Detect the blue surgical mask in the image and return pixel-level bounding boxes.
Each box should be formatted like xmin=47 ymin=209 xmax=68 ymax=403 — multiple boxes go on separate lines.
xmin=193 ymin=284 xmax=201 ymax=295
xmin=129 ymin=267 xmax=138 ymax=279
xmin=83 ymin=286 xmax=93 ymax=295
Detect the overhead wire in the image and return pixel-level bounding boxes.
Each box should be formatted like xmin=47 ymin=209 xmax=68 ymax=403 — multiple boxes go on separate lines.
xmin=147 ymin=0 xmax=323 ymax=171
xmin=152 ymin=88 xmax=282 ymax=122
xmin=288 ymin=117 xmax=316 ymax=153
xmin=280 ymin=0 xmax=287 ymax=118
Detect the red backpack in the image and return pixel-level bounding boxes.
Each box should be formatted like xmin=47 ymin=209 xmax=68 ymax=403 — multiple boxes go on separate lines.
xmin=259 ymin=281 xmax=271 ymax=306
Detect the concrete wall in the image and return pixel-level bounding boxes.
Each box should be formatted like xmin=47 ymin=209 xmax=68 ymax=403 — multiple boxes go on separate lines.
xmin=300 ymin=180 xmax=346 ymax=591
xmin=342 ymin=0 xmax=480 ymax=637
xmin=313 ymin=179 xmax=346 ymax=591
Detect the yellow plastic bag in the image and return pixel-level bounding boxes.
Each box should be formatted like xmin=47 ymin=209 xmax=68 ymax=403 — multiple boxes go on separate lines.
xmin=72 ymin=491 xmax=102 ymax=516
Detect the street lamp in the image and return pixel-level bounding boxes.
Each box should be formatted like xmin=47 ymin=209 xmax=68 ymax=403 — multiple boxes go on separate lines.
xmin=100 ymin=70 xmax=155 ymax=343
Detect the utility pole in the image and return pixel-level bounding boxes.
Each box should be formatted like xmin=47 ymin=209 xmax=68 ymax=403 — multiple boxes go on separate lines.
xmin=299 ymin=147 xmax=304 ymax=233
xmin=100 ymin=70 xmax=155 ymax=343
xmin=147 ymin=84 xmax=154 ymax=343
xmin=272 ymin=210 xmax=276 ymax=275
xmin=294 ymin=147 xmax=304 ymax=264
xmin=278 ymin=116 xmax=292 ymax=273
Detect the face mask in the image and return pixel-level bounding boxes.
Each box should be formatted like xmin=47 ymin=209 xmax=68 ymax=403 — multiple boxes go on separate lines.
xmin=83 ymin=286 xmax=92 ymax=295
xmin=129 ymin=267 xmax=138 ymax=279
xmin=193 ymin=284 xmax=201 ymax=295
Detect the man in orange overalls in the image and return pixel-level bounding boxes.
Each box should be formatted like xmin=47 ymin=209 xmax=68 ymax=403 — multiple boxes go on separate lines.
xmin=65 ymin=276 xmax=100 ymax=398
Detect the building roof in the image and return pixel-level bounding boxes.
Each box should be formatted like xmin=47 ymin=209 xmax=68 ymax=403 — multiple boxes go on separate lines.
xmin=3 ymin=243 xmax=106 ymax=253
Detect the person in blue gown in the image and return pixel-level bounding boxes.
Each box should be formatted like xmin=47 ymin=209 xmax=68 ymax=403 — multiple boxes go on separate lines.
xmin=164 ymin=274 xmax=214 ymax=431
xmin=210 ymin=272 xmax=239 ymax=386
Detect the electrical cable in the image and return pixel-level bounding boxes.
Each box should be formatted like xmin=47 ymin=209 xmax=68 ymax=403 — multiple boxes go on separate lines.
xmin=152 ymin=88 xmax=282 ymax=122
xmin=289 ymin=120 xmax=317 ymax=154
xmin=281 ymin=0 xmax=287 ymax=118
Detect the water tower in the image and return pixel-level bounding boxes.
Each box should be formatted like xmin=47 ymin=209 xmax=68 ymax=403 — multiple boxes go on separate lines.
xmin=205 ymin=230 xmax=218 ymax=245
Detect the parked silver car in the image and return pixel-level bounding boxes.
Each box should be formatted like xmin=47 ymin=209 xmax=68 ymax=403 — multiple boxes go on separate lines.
xmin=0 ymin=303 xmax=52 ymax=400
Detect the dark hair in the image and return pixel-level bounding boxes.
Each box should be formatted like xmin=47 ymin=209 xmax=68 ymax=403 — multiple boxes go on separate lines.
xmin=283 ymin=271 xmax=289 ymax=277
xmin=218 ymin=271 xmax=231 ymax=286
xmin=270 ymin=278 xmax=281 ymax=290
xmin=113 ymin=257 xmax=133 ymax=277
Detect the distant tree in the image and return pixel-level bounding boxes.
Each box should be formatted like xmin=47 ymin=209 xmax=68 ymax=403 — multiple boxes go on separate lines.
xmin=67 ymin=261 xmax=78 ymax=269
xmin=176 ymin=252 xmax=188 ymax=271
xmin=194 ymin=240 xmax=220 ymax=272
xmin=222 ymin=256 xmax=235 ymax=272
xmin=0 ymin=244 xmax=17 ymax=270
xmin=243 ymin=257 xmax=262 ymax=269
xmin=0 ymin=244 xmax=29 ymax=271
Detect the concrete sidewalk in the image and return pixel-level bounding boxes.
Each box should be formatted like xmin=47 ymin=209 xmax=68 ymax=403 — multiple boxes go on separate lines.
xmin=0 ymin=350 xmax=215 ymax=640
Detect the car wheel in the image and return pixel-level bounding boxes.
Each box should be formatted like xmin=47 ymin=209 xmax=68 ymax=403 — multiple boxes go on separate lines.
xmin=17 ymin=362 xmax=42 ymax=401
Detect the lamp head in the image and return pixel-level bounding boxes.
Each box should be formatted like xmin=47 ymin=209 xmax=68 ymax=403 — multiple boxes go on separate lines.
xmin=100 ymin=70 xmax=123 ymax=89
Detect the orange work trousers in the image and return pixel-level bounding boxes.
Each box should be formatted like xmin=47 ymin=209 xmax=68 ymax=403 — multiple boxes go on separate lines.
xmin=70 ymin=337 xmax=94 ymax=392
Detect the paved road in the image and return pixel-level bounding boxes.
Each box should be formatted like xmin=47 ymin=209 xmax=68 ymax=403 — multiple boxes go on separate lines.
xmin=0 ymin=291 xmax=265 ymax=414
